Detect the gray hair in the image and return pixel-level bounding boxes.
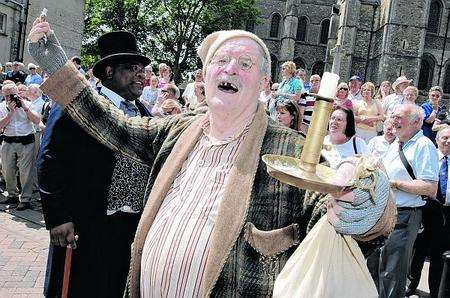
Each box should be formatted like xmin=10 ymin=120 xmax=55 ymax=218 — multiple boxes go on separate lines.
xmin=1 ymin=83 xmax=17 ymax=94
xmin=394 ymin=104 xmax=424 ymax=125
xmin=437 ymin=126 xmax=450 ymax=139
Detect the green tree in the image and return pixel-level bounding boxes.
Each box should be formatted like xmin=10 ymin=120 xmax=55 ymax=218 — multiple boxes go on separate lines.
xmin=82 ymin=0 xmax=260 ymax=83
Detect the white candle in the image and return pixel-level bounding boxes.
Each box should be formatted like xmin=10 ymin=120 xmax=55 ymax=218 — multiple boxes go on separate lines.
xmin=317 ymin=72 xmax=340 ymax=99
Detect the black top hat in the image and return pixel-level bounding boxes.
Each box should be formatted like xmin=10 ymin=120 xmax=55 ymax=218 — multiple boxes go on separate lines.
xmin=92 ymin=31 xmax=150 ymax=80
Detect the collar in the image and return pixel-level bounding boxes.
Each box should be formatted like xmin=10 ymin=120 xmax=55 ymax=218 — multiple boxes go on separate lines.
xmin=396 ymin=130 xmax=423 ymax=150
xmin=199 ymin=111 xmax=253 ymax=146
xmin=100 ymin=86 xmax=135 ymax=108
xmin=439 ymin=150 xmax=449 ymax=161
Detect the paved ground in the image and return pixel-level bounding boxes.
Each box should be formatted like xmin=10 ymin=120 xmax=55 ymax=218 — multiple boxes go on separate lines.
xmin=0 ymin=201 xmax=47 ymax=298
xmin=0 ymin=199 xmax=433 ymax=297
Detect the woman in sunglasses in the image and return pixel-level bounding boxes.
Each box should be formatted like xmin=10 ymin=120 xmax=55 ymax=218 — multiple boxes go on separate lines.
xmin=334 ymin=82 xmax=353 ymax=111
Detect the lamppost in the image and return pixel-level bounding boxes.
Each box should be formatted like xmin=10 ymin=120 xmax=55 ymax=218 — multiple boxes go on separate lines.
xmin=5 ymin=0 xmax=30 ymax=62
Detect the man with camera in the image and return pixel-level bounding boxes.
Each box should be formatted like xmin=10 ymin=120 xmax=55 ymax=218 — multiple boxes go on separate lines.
xmin=421 ymin=86 xmax=444 ymax=145
xmin=0 ymin=83 xmax=41 ymax=210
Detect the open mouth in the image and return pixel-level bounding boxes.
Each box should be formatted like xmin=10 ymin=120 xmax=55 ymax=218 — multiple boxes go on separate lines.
xmin=217 ymin=82 xmax=239 ymax=93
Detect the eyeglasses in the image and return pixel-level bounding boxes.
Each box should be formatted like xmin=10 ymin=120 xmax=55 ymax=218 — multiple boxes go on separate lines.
xmin=210 ymin=54 xmax=254 ymax=71
xmin=339 ymin=87 xmax=348 ymax=91
xmin=117 ymin=63 xmax=145 ymax=75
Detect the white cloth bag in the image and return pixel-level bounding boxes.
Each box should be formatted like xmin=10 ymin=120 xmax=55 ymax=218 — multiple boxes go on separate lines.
xmin=273 ymin=216 xmax=378 ymax=298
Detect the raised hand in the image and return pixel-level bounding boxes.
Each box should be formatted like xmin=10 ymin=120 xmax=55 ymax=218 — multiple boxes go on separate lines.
xmin=27 ymin=16 xmax=68 ymax=76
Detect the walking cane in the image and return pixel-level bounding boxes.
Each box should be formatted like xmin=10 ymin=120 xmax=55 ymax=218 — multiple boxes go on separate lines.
xmin=62 ymin=236 xmax=78 ymax=298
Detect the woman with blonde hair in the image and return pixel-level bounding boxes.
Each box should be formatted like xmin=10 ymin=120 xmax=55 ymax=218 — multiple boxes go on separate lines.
xmin=375 ymin=80 xmax=391 ymax=102
xmin=334 ymin=82 xmax=353 ymax=111
xmin=269 ymin=61 xmax=304 ymax=120
xmin=354 ymin=82 xmax=384 ymax=142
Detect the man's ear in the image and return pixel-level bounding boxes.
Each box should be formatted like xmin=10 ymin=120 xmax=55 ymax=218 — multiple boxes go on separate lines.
xmin=105 ymin=66 xmax=114 ymax=79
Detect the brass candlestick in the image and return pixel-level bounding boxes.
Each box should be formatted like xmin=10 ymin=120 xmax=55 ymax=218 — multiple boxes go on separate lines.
xmin=262 ymin=73 xmax=346 ymax=193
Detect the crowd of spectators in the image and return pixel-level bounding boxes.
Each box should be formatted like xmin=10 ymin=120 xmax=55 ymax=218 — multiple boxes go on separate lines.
xmin=3 ymin=50 xmax=450 ymax=296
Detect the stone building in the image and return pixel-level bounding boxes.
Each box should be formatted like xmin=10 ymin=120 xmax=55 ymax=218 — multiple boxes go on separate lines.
xmin=254 ymin=0 xmax=450 ymax=93
xmin=0 ymin=0 xmax=84 ymax=68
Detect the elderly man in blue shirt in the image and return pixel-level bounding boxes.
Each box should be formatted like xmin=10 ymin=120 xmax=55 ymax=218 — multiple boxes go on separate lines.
xmin=368 ymin=103 xmax=439 ymax=297
xmin=24 ymin=63 xmax=43 ymax=86
xmin=421 ymin=86 xmax=444 ymax=145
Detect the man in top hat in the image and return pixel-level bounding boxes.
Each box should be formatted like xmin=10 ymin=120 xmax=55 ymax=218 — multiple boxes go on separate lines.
xmin=35 ymin=29 xmax=152 ymax=297
xmin=28 ymin=17 xmax=395 ymax=297
xmin=382 ymin=75 xmax=412 ymax=116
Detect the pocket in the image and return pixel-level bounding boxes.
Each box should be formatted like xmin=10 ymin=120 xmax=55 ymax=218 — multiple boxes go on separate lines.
xmin=244 ymin=222 xmax=300 ymax=258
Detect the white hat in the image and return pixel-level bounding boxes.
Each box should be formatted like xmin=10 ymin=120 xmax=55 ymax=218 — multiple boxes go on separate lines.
xmin=197 ymin=30 xmax=271 ymax=75
xmin=392 ymin=76 xmax=412 ymax=91
xmin=28 ymin=63 xmax=37 ymax=70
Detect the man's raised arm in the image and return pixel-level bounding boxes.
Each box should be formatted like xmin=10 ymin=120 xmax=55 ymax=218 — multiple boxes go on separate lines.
xmin=27 ymin=18 xmax=168 ymax=164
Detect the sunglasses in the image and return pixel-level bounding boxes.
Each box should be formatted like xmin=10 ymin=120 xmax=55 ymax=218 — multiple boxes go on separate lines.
xmin=339 ymin=88 xmax=348 ymax=91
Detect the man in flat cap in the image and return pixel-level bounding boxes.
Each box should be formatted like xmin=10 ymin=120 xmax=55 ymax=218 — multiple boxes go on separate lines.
xmin=28 ymin=18 xmax=392 ymax=297
xmin=33 ymin=27 xmax=152 ymax=297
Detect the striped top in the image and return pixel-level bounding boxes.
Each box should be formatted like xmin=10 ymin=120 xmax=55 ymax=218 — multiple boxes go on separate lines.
xmin=300 ymin=94 xmax=316 ymax=133
xmin=140 ymin=122 xmax=248 ymax=298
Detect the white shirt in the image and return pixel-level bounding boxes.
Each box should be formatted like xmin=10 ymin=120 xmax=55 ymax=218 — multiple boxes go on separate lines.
xmin=438 ymin=151 xmax=450 ymax=205
xmin=100 ymin=85 xmax=135 ymax=109
xmin=29 ymin=96 xmax=45 ymax=132
xmin=382 ymin=131 xmax=439 ymax=207
xmin=182 ymin=82 xmax=197 ymax=108
xmin=0 ymin=100 xmax=35 ymax=136
xmin=322 ymin=135 xmax=368 ymax=169
xmin=348 ymin=90 xmax=362 ymax=103
xmin=368 ymin=135 xmax=392 ymax=159
xmin=382 ymin=93 xmax=404 ymax=116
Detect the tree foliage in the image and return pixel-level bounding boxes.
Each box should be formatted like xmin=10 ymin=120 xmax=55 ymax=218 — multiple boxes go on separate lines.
xmin=82 ymin=0 xmax=260 ymax=83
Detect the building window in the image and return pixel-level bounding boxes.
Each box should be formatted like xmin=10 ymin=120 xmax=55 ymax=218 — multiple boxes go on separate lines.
xmin=271 ymin=54 xmax=278 ymax=81
xmin=443 ymin=63 xmax=450 ymax=93
xmin=0 ymin=13 xmax=6 ymax=34
xmin=296 ymin=16 xmax=308 ymax=41
xmin=293 ymin=57 xmax=306 ymax=70
xmin=270 ymin=13 xmax=281 ymax=38
xmin=311 ymin=61 xmax=325 ymax=77
xmin=319 ymin=19 xmax=330 ymax=44
xmin=418 ymin=57 xmax=434 ymax=90
xmin=428 ymin=0 xmax=442 ymax=34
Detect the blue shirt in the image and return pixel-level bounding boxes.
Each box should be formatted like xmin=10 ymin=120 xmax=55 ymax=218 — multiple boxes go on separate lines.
xmin=24 ymin=73 xmax=43 ymax=86
xmin=421 ymin=102 xmax=442 ymax=144
xmin=382 ymin=130 xmax=439 ymax=207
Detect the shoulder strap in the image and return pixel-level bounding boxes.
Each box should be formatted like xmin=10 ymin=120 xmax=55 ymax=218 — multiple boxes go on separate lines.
xmin=353 ymin=137 xmax=358 ymax=154
xmin=398 ymin=147 xmax=416 ymax=179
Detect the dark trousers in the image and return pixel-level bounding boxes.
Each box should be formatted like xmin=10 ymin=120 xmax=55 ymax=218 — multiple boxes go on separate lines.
xmin=105 ymin=211 xmax=140 ymax=298
xmin=44 ymin=212 xmax=140 ymax=298
xmin=408 ymin=200 xmax=445 ymax=298
xmin=368 ymin=209 xmax=422 ymax=298
xmin=440 ymin=207 xmax=450 ymax=296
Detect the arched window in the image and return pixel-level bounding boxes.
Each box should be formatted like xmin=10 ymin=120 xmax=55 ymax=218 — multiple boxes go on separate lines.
xmin=428 ymin=0 xmax=442 ymax=34
xmin=311 ymin=61 xmax=325 ymax=77
xmin=271 ymin=54 xmax=278 ymax=81
xmin=270 ymin=13 xmax=281 ymax=38
xmin=418 ymin=56 xmax=435 ymax=90
xmin=319 ymin=19 xmax=330 ymax=44
xmin=293 ymin=57 xmax=306 ymax=70
xmin=443 ymin=62 xmax=450 ymax=93
xmin=297 ymin=16 xmax=308 ymax=41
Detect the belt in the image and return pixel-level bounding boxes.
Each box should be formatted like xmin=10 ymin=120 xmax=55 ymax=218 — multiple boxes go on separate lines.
xmin=3 ymin=134 xmax=35 ymax=144
xmin=397 ymin=206 xmax=423 ymax=211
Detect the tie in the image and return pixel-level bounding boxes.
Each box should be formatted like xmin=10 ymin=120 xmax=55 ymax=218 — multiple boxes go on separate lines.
xmin=439 ymin=156 xmax=448 ymax=203
xmin=119 ymin=101 xmax=139 ymax=117
xmin=398 ymin=141 xmax=404 ymax=151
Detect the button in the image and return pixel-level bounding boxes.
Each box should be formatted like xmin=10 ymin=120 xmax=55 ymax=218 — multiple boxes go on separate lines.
xmin=198 ymin=160 xmax=205 ymax=167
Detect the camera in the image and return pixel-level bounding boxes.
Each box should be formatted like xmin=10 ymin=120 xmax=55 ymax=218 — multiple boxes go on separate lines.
xmin=437 ymin=108 xmax=450 ymax=125
xmin=9 ymin=94 xmax=22 ymax=108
